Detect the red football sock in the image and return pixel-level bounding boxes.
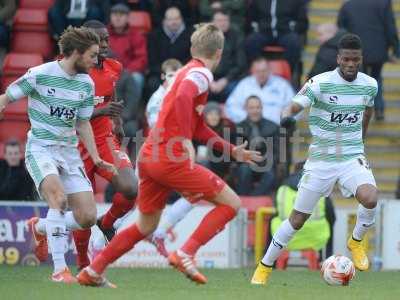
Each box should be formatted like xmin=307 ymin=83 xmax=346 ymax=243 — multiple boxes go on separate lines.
xmin=101 ymin=193 xmax=135 ymax=229
xmin=91 ymin=223 xmax=145 ymax=274
xmin=72 ymin=229 xmax=91 ymax=268
xmin=181 ymin=204 xmax=237 ymax=256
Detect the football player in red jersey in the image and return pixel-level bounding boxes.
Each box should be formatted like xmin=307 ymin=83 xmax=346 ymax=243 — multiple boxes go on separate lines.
xmin=72 ymin=20 xmax=137 ymax=271
xmin=78 ymin=23 xmax=262 ymax=287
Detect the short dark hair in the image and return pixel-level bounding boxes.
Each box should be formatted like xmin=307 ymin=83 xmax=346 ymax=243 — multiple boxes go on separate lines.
xmin=338 ymin=33 xmax=362 ymax=51
xmin=245 ymin=95 xmax=262 ymax=106
xmin=4 ymin=139 xmax=20 ymax=152
xmin=58 ymin=26 xmax=100 ymax=57
xmin=82 ymin=20 xmax=106 ymax=29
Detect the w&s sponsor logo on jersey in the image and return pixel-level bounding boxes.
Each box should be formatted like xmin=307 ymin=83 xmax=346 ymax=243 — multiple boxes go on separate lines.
xmin=50 ymin=106 xmax=77 ymax=120
xmin=330 ymin=112 xmax=360 ymax=124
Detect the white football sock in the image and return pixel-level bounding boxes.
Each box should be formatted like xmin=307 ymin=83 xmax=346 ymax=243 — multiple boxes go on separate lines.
xmin=46 ymin=209 xmax=68 ymax=273
xmin=65 ymin=211 xmax=83 ymax=230
xmin=261 ymin=219 xmax=297 ymax=266
xmin=352 ymin=204 xmax=376 ymax=241
xmin=35 ymin=218 xmax=47 ymax=234
xmin=153 ymin=197 xmax=193 ymax=239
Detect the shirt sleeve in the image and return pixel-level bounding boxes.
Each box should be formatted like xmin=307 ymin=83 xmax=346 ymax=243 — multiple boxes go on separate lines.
xmin=292 ymin=77 xmax=320 ymax=108
xmin=184 ymin=67 xmax=213 ymax=95
xmin=5 ymin=68 xmax=36 ymax=102
xmin=77 ymin=81 xmax=95 ymax=121
xmin=365 ymin=80 xmax=378 ymax=107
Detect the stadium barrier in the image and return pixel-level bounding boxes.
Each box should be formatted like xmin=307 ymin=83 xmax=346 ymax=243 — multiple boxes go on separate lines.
xmin=0 ymin=201 xmax=249 ymax=268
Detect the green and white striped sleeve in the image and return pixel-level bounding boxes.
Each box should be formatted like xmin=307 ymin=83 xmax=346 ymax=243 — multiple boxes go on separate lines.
xmin=366 ymin=79 xmax=378 ymax=107
xmin=77 ymin=83 xmax=94 ymax=121
xmin=6 ymin=68 xmax=36 ymax=102
xmin=293 ymin=77 xmax=320 ymax=108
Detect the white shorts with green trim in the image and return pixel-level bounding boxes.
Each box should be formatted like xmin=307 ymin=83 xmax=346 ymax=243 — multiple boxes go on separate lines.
xmin=25 ymin=140 xmax=92 ymax=195
xmin=294 ymin=156 xmax=376 ymax=214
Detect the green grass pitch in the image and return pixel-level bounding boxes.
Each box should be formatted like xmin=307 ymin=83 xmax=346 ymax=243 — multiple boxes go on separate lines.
xmin=0 ymin=266 xmax=399 ymax=300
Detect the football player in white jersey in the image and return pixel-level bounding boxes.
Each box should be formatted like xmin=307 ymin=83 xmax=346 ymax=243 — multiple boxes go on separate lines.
xmin=252 ymin=33 xmax=378 ymax=285
xmin=0 ymin=27 xmax=116 ymax=283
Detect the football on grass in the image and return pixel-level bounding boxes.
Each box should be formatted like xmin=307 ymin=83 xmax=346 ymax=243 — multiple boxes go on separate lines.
xmin=321 ymin=255 xmax=356 ymax=286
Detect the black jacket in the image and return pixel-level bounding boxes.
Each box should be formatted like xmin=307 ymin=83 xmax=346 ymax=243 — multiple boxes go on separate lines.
xmin=214 ymin=27 xmax=246 ymax=81
xmin=236 ymin=118 xmax=280 ymax=168
xmin=148 ymin=26 xmax=194 ymax=76
xmin=249 ymin=0 xmax=309 ymax=37
xmin=338 ymin=0 xmax=399 ymax=64
xmin=0 ymin=160 xmax=35 ymax=201
xmin=308 ymin=29 xmax=347 ymax=78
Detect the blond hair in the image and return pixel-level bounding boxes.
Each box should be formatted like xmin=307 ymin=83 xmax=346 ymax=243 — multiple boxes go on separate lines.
xmin=58 ymin=26 xmax=100 ymax=57
xmin=161 ymin=58 xmax=182 ymax=73
xmin=190 ymin=23 xmax=224 ymax=59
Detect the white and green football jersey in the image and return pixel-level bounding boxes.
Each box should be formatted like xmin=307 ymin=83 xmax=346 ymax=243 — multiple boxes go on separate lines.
xmin=6 ymin=61 xmax=94 ymax=147
xmin=293 ymin=68 xmax=378 ymax=162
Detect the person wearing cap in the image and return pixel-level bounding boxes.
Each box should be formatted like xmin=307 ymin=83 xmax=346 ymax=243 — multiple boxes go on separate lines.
xmin=48 ymin=0 xmax=109 ymax=41
xmin=108 ymin=3 xmax=148 ymax=135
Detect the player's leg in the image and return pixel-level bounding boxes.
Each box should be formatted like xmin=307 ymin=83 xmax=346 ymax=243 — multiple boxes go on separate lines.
xmin=340 ymin=158 xmax=378 ymax=270
xmin=25 ymin=145 xmax=76 ymax=283
xmin=39 ymin=175 xmax=77 ymax=283
xmin=251 ymin=187 xmax=322 ymax=284
xmin=77 ymin=173 xmax=170 ymax=287
xmin=77 ymin=209 xmax=162 ymax=288
xmin=150 ymin=196 xmax=194 ymax=257
xmin=72 ymin=164 xmax=95 ymax=270
xmin=99 ymin=166 xmax=137 ymax=239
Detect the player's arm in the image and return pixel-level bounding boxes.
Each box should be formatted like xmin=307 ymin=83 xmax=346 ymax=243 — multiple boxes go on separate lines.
xmin=1 ymin=69 xmax=36 ymax=118
xmin=0 ymin=94 xmax=12 ymax=118
xmin=76 ymin=119 xmax=117 ymax=174
xmin=362 ymin=106 xmax=373 ymax=141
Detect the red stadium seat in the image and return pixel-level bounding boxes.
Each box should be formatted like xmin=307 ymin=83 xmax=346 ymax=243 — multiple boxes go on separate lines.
xmin=2 ymin=53 xmax=43 ymax=76
xmin=19 ymin=0 xmax=55 ymax=9
xmin=240 ymin=196 xmax=273 ymax=247
xmin=0 ymin=120 xmax=30 ymax=143
xmin=268 ymin=60 xmax=292 ymax=81
xmin=3 ymin=98 xmax=29 ymax=121
xmin=11 ymin=32 xmax=54 ymax=59
xmin=129 ymin=11 xmax=152 ymax=33
xmin=13 ymin=9 xmax=48 ymax=32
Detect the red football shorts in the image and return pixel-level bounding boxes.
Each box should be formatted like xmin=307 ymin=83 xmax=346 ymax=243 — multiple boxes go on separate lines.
xmin=79 ymin=136 xmax=133 ymax=183
xmin=136 ymin=143 xmax=226 ymax=214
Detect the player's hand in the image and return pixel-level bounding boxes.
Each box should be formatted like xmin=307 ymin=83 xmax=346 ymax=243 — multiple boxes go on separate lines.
xmin=94 ymin=158 xmax=118 ymax=176
xmin=103 ymin=101 xmax=124 ymax=117
xmin=182 ymin=139 xmax=195 ymax=169
xmin=280 ymin=116 xmax=296 ymax=130
xmin=232 ymin=141 xmax=263 ymax=165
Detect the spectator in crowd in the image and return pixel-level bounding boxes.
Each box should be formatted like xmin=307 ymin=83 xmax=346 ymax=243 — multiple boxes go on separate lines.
xmin=245 ymin=0 xmax=309 ymax=72
xmin=0 ymin=0 xmax=15 ymax=51
xmin=308 ymin=23 xmax=347 ymax=78
xmin=0 ymin=140 xmax=35 ymax=201
xmin=147 ymin=6 xmax=194 ymax=93
xmin=48 ymin=0 xmax=110 ymax=41
xmin=225 ymin=57 xmax=294 ymax=125
xmin=151 ymin=0 xmax=198 ymax=27
xmin=235 ymin=96 xmax=279 ymax=196
xmin=146 ymin=58 xmax=182 ymax=128
xmin=209 ymin=9 xmax=246 ymax=103
xmin=196 ymin=102 xmax=236 ymax=180
xmin=111 ymin=0 xmax=152 ymax=11
xmin=108 ymin=3 xmax=148 ymax=131
xmin=199 ymin=0 xmax=246 ymax=31
xmin=338 ymin=0 xmax=400 ymax=121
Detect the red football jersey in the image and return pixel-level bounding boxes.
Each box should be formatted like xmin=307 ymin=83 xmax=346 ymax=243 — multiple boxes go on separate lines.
xmin=89 ymin=58 xmax=122 ymax=139
xmin=146 ymin=59 xmax=233 ymax=154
